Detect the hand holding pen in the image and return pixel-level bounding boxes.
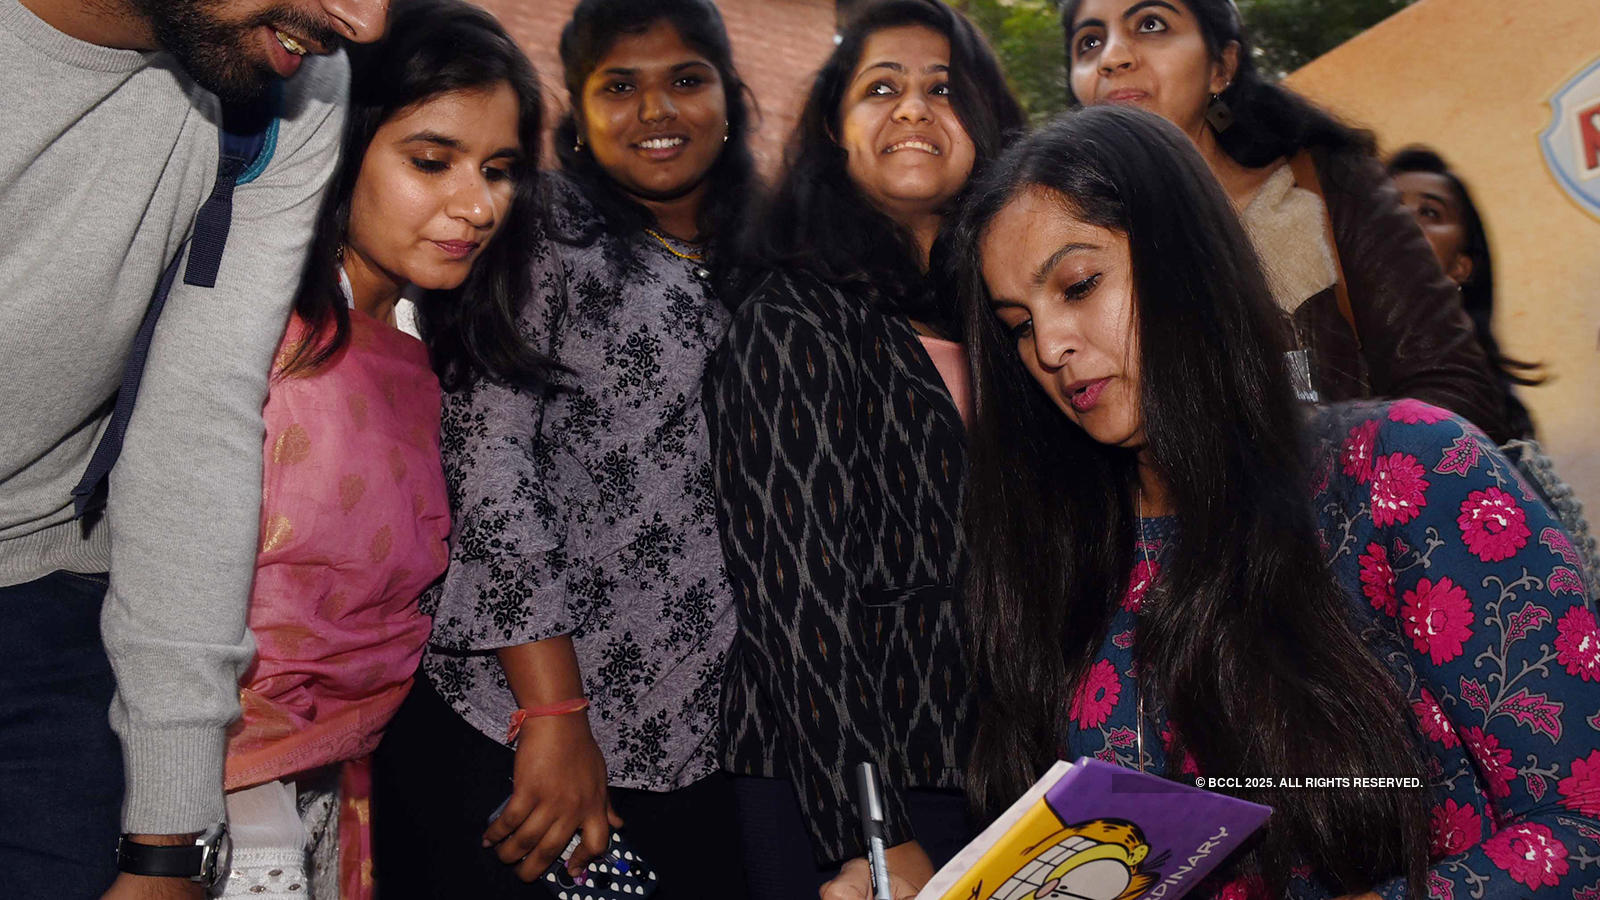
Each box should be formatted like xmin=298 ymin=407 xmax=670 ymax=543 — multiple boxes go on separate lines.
xmin=819 ymin=763 xmax=936 ymax=900
xmin=820 ymin=843 xmax=936 ymax=900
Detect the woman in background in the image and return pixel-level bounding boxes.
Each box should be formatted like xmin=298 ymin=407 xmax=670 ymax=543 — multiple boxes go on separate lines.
xmin=953 ymin=104 xmax=1600 ymax=900
xmin=1386 ymin=146 xmax=1543 ymax=440
xmin=373 ymin=0 xmax=758 ymax=896
xmin=1388 ymin=145 xmax=1600 ymax=604
xmin=1061 ymin=0 xmax=1510 ymax=442
xmin=226 ymin=1 xmax=551 ymax=897
xmin=708 ymin=1 xmax=1024 ymax=896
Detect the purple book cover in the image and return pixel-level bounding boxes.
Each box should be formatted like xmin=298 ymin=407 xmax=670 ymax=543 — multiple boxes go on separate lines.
xmin=919 ymin=758 xmax=1272 ymax=900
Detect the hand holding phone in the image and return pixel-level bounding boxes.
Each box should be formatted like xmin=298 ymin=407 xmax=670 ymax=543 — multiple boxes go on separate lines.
xmin=480 ymin=710 xmax=620 ymax=882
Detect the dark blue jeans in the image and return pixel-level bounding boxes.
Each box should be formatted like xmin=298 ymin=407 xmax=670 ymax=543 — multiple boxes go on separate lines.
xmin=0 ymin=571 xmax=123 ymax=898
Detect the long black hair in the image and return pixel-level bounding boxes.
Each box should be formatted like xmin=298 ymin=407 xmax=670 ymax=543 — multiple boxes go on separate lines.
xmin=1060 ymin=0 xmax=1374 ymax=167
xmin=552 ymin=0 xmax=758 ymax=297
xmin=755 ymin=0 xmax=1025 ymax=325
xmin=951 ymin=106 xmax=1430 ymax=899
xmin=288 ymin=0 xmax=557 ymax=393
xmin=1386 ymin=146 xmax=1544 ymax=436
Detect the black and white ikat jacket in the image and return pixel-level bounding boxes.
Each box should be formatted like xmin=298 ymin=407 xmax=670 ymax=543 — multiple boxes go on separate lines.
xmin=707 ymin=268 xmax=973 ymax=865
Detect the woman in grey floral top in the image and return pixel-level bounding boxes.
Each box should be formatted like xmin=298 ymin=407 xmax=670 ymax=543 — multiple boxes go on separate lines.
xmin=370 ymin=1 xmax=758 ymax=896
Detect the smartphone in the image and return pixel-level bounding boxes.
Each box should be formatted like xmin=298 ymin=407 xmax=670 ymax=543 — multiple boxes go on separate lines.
xmin=486 ymin=795 xmax=659 ymax=899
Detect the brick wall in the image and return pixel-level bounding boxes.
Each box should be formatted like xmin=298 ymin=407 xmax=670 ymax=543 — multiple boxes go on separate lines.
xmin=473 ymin=0 xmax=840 ymax=173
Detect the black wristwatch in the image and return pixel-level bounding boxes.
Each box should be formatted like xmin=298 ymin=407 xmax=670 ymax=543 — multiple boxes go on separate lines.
xmin=115 ymin=822 xmax=231 ymax=889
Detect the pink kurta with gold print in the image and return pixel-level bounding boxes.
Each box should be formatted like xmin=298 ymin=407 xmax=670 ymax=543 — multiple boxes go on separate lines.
xmin=226 ymin=311 xmax=448 ymax=898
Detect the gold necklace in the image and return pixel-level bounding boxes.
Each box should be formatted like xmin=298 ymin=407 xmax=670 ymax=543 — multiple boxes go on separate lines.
xmin=643 ymin=228 xmax=705 ymax=261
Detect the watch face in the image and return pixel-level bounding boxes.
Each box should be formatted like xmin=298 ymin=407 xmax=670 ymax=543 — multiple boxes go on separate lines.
xmin=198 ymin=823 xmax=232 ymax=889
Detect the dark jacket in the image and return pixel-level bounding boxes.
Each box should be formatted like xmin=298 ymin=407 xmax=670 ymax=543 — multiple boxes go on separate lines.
xmin=706 ymin=269 xmax=971 ymax=865
xmin=1287 ymin=147 xmax=1511 ymax=444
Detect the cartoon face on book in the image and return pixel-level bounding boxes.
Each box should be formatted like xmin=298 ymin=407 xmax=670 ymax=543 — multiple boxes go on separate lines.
xmin=979 ymin=818 xmax=1159 ymax=900
xmin=927 ymin=759 xmax=1267 ymax=900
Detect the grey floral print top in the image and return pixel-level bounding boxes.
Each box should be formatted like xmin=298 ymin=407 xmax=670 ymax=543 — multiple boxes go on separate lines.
xmin=420 ymin=173 xmax=736 ymax=791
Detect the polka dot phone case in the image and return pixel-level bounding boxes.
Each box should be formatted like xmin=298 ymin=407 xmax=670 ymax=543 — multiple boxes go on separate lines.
xmin=539 ymin=830 xmax=658 ymax=900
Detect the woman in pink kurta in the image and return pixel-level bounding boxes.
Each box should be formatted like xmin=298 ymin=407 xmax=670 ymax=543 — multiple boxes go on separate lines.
xmin=216 ymin=4 xmax=557 ymax=895
xmin=225 ymin=310 xmax=448 ymax=898
xmin=231 ymin=311 xmax=447 ymax=783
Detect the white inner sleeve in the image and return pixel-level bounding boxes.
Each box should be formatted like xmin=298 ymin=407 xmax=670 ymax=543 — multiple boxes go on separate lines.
xmin=216 ymin=780 xmax=310 ymax=898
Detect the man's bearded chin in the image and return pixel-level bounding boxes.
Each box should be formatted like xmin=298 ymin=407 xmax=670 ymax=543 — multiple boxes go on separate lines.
xmin=132 ymin=0 xmax=271 ymax=100
xmin=130 ymin=0 xmax=339 ymax=101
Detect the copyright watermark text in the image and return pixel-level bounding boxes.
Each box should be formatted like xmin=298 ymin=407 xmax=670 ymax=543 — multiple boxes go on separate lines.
xmin=1194 ymin=776 xmax=1423 ymax=789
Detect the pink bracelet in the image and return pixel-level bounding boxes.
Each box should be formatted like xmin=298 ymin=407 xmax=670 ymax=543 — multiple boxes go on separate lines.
xmin=506 ymin=698 xmax=590 ymax=744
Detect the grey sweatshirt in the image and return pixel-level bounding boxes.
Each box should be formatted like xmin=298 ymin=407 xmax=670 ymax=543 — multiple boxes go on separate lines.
xmin=0 ymin=0 xmax=345 ymax=832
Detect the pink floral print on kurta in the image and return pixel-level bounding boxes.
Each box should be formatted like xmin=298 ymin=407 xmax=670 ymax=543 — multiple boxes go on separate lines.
xmin=1559 ymin=750 xmax=1600 ymax=817
xmin=1481 ymin=823 xmax=1569 ymax=889
xmin=1460 ymin=725 xmax=1515 ymax=799
xmin=1341 ymin=419 xmax=1379 ymax=483
xmin=1371 ymin=451 xmax=1429 ymax=527
xmin=1069 ymin=659 xmax=1121 ymax=730
xmin=1400 ymin=577 xmax=1474 ymax=664
xmin=1554 ymin=606 xmax=1600 ymax=681
xmin=1388 ymin=397 xmax=1452 ymax=425
xmin=1456 ymin=486 xmax=1531 ymax=562
xmin=1413 ymin=687 xmax=1460 ymax=749
xmin=1429 ymin=798 xmax=1483 ymax=857
xmin=1122 ymin=558 xmax=1160 ymax=613
xmin=1209 ymin=874 xmax=1265 ymax=900
xmin=1155 ymin=721 xmax=1200 ymax=777
xmin=1061 ymin=403 xmax=1600 ymax=900
xmin=1358 ymin=542 xmax=1397 ymax=615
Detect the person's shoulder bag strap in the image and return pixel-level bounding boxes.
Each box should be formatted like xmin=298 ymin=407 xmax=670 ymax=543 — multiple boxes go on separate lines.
xmin=72 ymin=84 xmax=282 ymax=519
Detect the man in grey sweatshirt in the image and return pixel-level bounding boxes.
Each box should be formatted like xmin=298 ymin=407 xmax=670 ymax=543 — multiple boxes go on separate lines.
xmin=0 ymin=0 xmax=385 ymax=895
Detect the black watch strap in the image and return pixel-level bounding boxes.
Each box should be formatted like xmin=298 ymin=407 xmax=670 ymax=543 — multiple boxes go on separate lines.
xmin=116 ymin=838 xmax=206 ymax=878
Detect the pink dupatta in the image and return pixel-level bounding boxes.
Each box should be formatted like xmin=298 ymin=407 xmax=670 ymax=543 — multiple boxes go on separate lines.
xmin=226 ymin=311 xmax=449 ymax=899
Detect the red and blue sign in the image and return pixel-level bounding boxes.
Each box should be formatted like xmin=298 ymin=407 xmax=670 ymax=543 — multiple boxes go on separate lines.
xmin=1541 ymin=56 xmax=1600 ymax=220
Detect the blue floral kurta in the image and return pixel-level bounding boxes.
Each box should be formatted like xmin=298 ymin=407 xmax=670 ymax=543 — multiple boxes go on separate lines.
xmin=1061 ymin=400 xmax=1600 ymax=900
